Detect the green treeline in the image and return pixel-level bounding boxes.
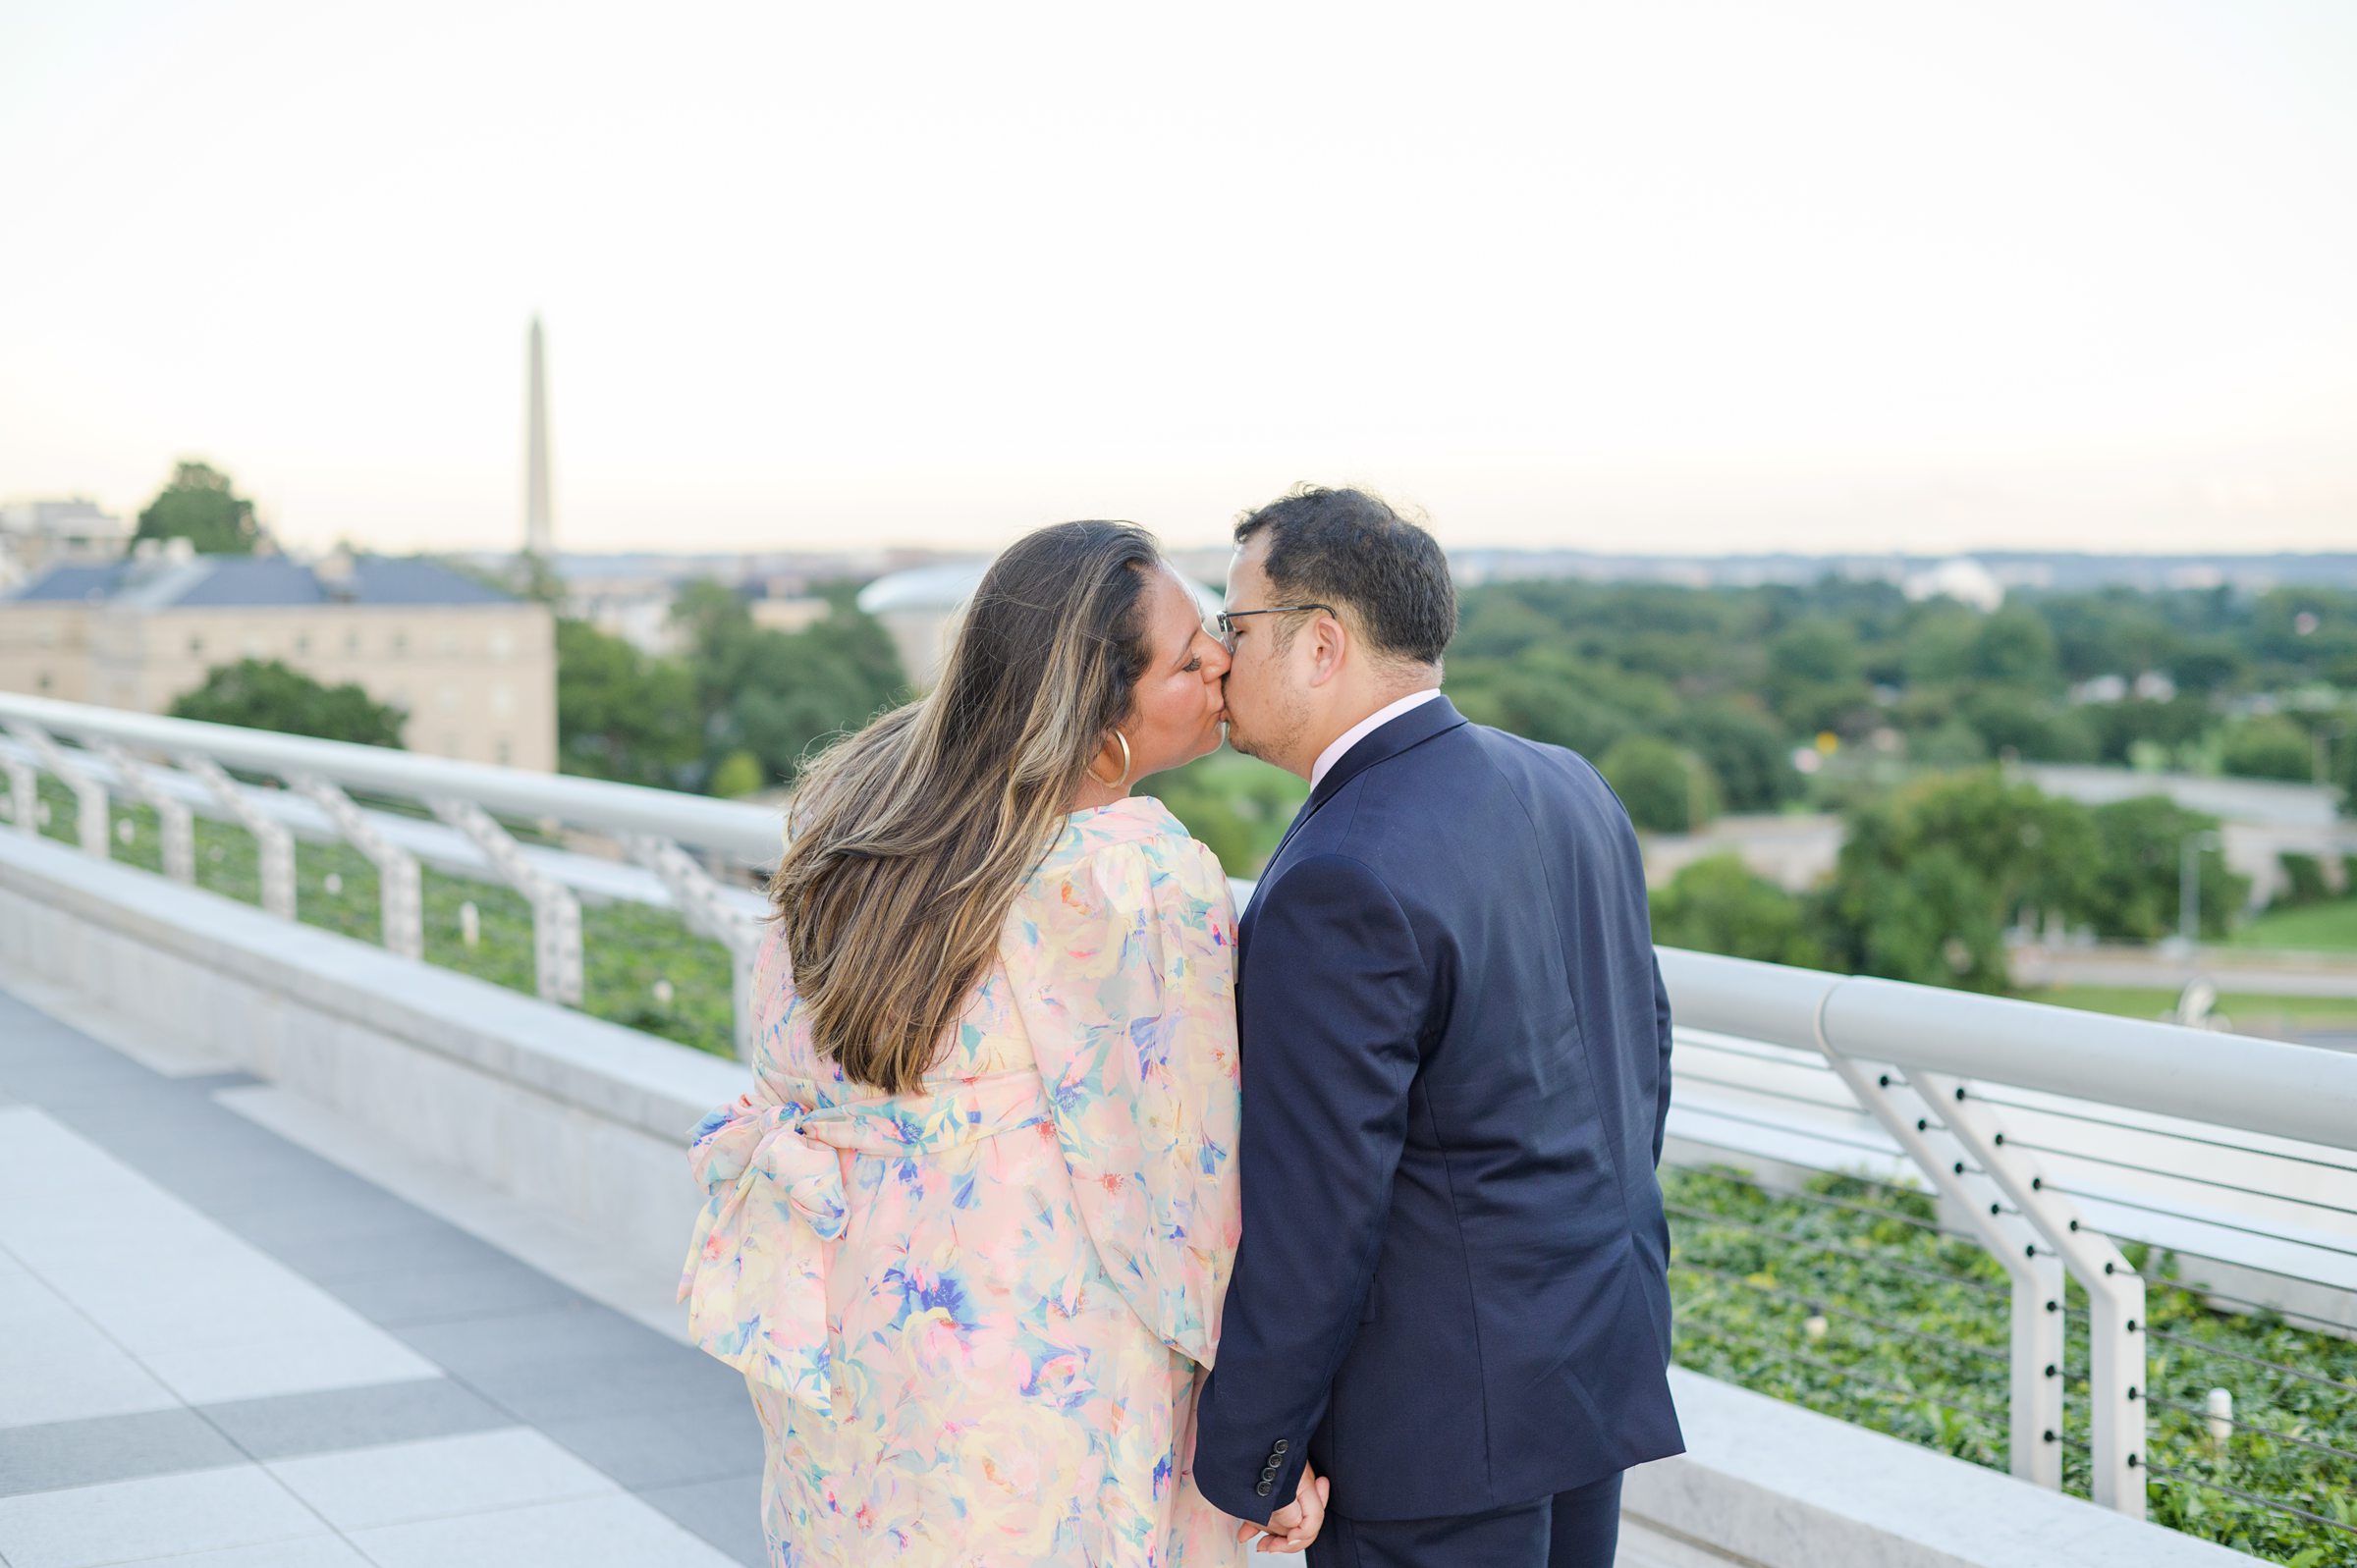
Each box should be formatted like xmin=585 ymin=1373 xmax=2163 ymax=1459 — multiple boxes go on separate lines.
xmin=1652 ymin=774 xmax=2246 ymax=990
xmin=556 ymin=581 xmax=904 ymax=796
xmin=1442 ymin=574 xmax=2357 ymax=828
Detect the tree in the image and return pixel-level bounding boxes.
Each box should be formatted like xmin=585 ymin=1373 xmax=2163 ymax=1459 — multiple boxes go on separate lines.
xmin=132 ymin=460 xmax=261 ymax=555
xmin=2167 ymin=635 xmax=2248 ymax=695
xmin=170 ymin=659 xmax=405 ymax=747
xmin=2220 ymin=715 xmax=2313 ymax=783
xmin=554 ymin=619 xmax=701 ymax=786
xmin=1143 ymin=752 xmax=1309 ymax=877
xmin=1765 ymin=619 xmax=1872 ymax=735
xmin=708 ymin=750 xmax=768 ymax=798
xmin=2037 ymin=589 xmax=2182 ymax=683
xmin=1967 ymin=607 xmax=2064 ymax=692
xmin=2084 ymin=697 xmax=2211 ymax=768
xmin=2340 ymin=726 xmax=2357 ymax=819
xmin=1898 ymin=603 xmax=1982 ymax=687
xmin=1599 ymin=735 xmax=1721 ymax=835
xmin=1912 ymin=717 xmax=1990 ymax=771
xmin=1650 ymin=854 xmax=1824 ymax=967
xmin=1671 ymin=700 xmax=1797 ymax=815
xmin=674 ymin=579 xmax=906 ymax=786
xmin=1957 ymin=689 xmax=2096 ymax=762
xmin=1816 ymin=771 xmax=2097 ymax=992
xmin=2083 ymin=795 xmax=2242 ymax=941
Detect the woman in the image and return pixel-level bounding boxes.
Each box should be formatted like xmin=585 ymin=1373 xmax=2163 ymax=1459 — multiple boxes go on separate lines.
xmin=678 ymin=522 xmax=1318 ymax=1565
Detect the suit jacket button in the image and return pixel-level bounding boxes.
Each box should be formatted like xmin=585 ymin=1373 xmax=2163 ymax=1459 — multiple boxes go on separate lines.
xmin=1256 ymin=1481 xmax=1275 ymax=1496
xmin=1273 ymin=1439 xmax=1289 ymax=1453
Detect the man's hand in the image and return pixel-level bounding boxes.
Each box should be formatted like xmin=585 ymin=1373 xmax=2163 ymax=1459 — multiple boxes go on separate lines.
xmin=1234 ymin=1461 xmax=1330 ymax=1554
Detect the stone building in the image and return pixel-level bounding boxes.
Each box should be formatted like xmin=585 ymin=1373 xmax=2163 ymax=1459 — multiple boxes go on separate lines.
xmin=0 ymin=544 xmax=557 ymax=770
xmin=0 ymin=499 xmax=131 ymax=591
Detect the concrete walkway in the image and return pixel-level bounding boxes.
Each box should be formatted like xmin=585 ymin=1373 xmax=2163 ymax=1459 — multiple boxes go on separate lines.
xmin=0 ymin=986 xmax=765 ymax=1568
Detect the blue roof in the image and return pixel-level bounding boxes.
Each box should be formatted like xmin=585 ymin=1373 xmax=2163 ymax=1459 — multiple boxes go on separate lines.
xmin=7 ymin=564 xmax=130 ymax=603
xmin=348 ymin=557 xmax=518 ymax=606
xmin=5 ymin=555 xmax=521 ymax=609
xmin=170 ymin=558 xmax=331 ymax=607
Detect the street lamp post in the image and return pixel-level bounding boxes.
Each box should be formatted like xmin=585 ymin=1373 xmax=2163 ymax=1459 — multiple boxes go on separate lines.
xmin=2314 ymin=721 xmax=2345 ymax=789
xmin=2178 ymin=829 xmax=2224 ymax=955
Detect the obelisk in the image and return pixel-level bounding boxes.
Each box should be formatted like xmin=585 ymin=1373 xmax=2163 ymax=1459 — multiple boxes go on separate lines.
xmin=524 ymin=316 xmax=553 ymax=558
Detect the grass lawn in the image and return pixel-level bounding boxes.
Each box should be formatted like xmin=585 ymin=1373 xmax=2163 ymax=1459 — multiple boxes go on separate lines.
xmin=2017 ymin=985 xmax=2357 ymax=1034
xmin=2229 ymin=898 xmax=2357 ymax=954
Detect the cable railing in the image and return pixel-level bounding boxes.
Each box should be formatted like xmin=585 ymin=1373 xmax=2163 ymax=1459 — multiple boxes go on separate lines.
xmin=6 ymin=692 xmax=2357 ymax=1556
xmin=0 ymin=691 xmax=776 ymax=1056
xmin=1663 ymin=948 xmax=2357 ymax=1559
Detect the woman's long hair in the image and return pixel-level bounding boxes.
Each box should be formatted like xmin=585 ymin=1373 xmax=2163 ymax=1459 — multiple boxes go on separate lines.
xmin=769 ymin=521 xmax=1162 ymax=1093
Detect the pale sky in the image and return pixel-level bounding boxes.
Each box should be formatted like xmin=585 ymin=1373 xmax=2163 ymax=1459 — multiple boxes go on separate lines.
xmin=3 ymin=0 xmax=2353 ymax=557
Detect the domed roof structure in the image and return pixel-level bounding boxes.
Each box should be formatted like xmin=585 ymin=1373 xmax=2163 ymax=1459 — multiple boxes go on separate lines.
xmin=855 ymin=560 xmax=993 ymax=616
xmin=857 ymin=557 xmax=1225 ymax=691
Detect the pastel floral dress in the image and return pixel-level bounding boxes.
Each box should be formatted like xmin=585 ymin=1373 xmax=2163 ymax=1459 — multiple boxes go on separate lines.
xmin=680 ymin=798 xmax=1251 ymax=1568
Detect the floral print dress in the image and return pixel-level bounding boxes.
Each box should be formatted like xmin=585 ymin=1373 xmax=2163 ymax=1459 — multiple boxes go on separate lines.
xmin=680 ymin=798 xmax=1251 ymax=1567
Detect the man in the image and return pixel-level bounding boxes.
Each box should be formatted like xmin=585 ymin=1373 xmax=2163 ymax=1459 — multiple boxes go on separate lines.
xmin=1194 ymin=487 xmax=1682 ymax=1567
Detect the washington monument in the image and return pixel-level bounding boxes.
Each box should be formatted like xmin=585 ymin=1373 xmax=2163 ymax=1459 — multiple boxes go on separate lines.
xmin=524 ymin=316 xmax=552 ymax=557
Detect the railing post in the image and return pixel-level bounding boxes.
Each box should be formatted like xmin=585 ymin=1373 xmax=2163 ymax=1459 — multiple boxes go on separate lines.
xmin=179 ymin=754 xmax=297 ymax=920
xmin=293 ymin=776 xmax=423 ymax=961
xmin=3 ymin=752 xmax=35 ymax=836
xmin=1913 ymin=1069 xmax=2147 ymax=1518
xmin=1817 ymin=1041 xmax=2066 ymax=1489
xmin=625 ymin=835 xmax=766 ymax=1060
xmin=6 ymin=723 xmax=108 ymax=857
xmin=428 ymin=797 xmax=582 ymax=1006
xmin=88 ymin=741 xmax=195 ymax=885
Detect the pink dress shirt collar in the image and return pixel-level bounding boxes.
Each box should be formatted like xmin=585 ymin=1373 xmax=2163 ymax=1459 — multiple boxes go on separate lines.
xmin=1309 ymin=689 xmax=1446 ymax=792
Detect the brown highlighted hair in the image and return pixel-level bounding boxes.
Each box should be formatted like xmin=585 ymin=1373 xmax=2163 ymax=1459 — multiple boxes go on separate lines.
xmin=768 ymin=520 xmax=1161 ymax=1093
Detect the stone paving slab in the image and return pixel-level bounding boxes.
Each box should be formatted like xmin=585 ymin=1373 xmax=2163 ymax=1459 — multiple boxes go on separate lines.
xmin=0 ymin=1408 xmax=245 ymax=1499
xmin=192 ymin=1379 xmax=517 ymax=1463
xmin=532 ymin=1404 xmax=766 ymax=1492
xmin=0 ymin=986 xmax=762 ymax=1567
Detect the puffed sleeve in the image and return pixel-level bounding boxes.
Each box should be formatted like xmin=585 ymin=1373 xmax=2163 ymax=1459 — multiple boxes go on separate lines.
xmin=1009 ymin=832 xmax=1242 ymax=1368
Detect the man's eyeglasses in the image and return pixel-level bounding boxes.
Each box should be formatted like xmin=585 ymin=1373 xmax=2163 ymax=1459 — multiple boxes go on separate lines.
xmin=1214 ymin=603 xmax=1335 ymax=648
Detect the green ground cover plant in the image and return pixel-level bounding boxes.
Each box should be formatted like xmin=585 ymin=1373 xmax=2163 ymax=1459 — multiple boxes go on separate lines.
xmin=1666 ymin=1165 xmax=2357 ymax=1564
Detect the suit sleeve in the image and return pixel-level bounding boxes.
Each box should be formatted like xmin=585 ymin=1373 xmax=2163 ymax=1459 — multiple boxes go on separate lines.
xmin=1652 ymin=951 xmax=1674 ymax=1166
xmin=1194 ymin=852 xmax=1425 ymax=1523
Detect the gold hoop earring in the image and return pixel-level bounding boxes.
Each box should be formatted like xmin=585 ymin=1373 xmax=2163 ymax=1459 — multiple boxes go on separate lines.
xmin=1087 ymin=729 xmax=1133 ymax=788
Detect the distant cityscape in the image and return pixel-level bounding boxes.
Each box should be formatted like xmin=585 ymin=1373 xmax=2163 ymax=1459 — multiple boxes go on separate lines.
xmin=6 ymin=312 xmax=2352 ymax=775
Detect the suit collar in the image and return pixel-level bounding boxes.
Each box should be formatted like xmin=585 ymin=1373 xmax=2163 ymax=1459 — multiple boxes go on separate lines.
xmin=1254 ymin=696 xmax=1468 ymax=884
xmin=1244 ymin=698 xmax=1467 ymax=927
xmin=1306 ymin=693 xmax=1466 ymax=812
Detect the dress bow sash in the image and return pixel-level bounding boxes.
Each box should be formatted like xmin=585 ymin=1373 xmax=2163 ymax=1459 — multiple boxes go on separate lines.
xmin=678 ymin=1070 xmax=1054 ymax=1414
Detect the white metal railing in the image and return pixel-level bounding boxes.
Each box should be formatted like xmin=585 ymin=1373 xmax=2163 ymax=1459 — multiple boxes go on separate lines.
xmin=0 ymin=691 xmax=777 ymax=1056
xmin=7 ymin=691 xmax=2356 ymax=1541
xmin=1661 ymin=946 xmax=2357 ymax=1533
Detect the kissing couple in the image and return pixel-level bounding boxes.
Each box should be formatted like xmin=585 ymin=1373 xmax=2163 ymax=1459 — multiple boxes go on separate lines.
xmin=680 ymin=487 xmax=1683 ymax=1567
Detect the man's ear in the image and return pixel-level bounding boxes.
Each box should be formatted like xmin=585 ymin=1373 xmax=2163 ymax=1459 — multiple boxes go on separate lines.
xmin=1305 ymin=611 xmax=1348 ymax=688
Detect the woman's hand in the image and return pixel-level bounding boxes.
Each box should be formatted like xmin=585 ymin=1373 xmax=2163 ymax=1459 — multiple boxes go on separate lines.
xmin=1234 ymin=1460 xmax=1330 ymax=1554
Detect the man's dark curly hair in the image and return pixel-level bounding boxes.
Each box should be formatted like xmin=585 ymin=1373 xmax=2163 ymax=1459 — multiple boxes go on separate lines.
xmin=1233 ymin=485 xmax=1456 ymax=666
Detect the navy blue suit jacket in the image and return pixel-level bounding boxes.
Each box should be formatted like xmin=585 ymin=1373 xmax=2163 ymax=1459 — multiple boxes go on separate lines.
xmin=1194 ymin=696 xmax=1682 ymax=1524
